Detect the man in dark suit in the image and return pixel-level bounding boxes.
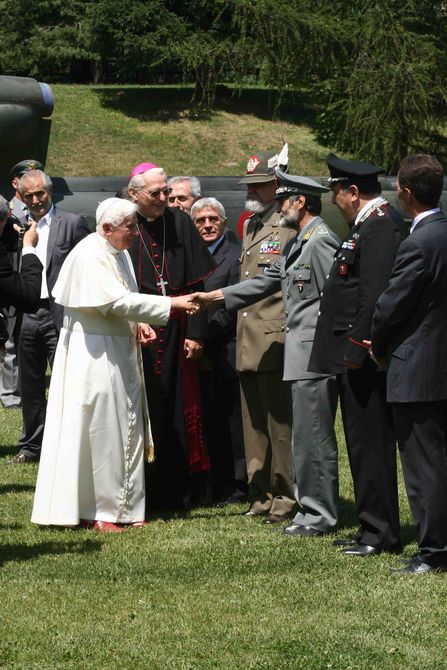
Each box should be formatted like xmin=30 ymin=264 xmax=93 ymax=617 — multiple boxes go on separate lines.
xmin=371 ymin=154 xmax=447 ymax=574
xmin=0 ymin=159 xmax=43 ymax=409
xmin=308 ymin=153 xmax=408 ymax=556
xmin=0 ymin=194 xmax=42 ymax=315
xmin=10 ymin=169 xmax=90 ymax=463
xmin=190 ymin=197 xmax=247 ymax=506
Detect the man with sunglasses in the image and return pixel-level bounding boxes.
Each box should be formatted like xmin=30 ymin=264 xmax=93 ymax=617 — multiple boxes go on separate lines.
xmin=128 ymin=164 xmax=216 ymax=512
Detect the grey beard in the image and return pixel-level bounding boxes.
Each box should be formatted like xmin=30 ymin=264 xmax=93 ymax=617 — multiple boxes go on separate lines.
xmin=245 ymin=198 xmax=265 ymax=215
xmin=279 ymin=212 xmax=299 ymax=229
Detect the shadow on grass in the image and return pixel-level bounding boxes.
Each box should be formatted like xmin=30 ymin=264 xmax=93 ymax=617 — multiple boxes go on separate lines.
xmin=0 ymin=445 xmax=20 ymax=457
xmin=336 ymin=496 xmax=357 ymax=530
xmin=0 ymin=523 xmax=21 ymax=530
xmin=0 ymin=483 xmax=35 ymax=494
xmin=94 ymin=85 xmax=317 ymax=126
xmin=0 ymin=538 xmax=102 ymax=567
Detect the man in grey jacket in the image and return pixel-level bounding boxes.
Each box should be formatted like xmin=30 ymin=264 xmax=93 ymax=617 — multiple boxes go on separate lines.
xmin=193 ymin=170 xmax=341 ymax=536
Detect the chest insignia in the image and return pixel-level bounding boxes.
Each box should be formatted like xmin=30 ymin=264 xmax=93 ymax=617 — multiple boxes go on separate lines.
xmin=260 ymin=240 xmax=281 ymax=254
xmin=339 ymin=263 xmax=348 ymax=276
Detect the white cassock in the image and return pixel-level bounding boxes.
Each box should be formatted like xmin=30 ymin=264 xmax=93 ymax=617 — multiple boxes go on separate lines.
xmin=31 ymin=233 xmax=171 ymax=526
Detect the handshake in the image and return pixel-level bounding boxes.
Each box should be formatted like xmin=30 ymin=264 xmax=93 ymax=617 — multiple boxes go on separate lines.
xmin=171 ymin=290 xmax=225 ymax=316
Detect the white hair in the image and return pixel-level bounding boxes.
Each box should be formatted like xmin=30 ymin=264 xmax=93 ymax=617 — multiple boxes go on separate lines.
xmin=128 ymin=168 xmax=167 ymax=191
xmin=96 ymin=197 xmax=137 ymax=234
xmin=18 ymin=169 xmax=52 ymax=194
xmin=190 ymin=197 xmax=226 ymax=222
xmin=167 ymin=176 xmax=201 ymax=198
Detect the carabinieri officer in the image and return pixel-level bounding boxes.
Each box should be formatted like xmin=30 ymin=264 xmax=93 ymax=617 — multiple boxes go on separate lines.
xmin=308 ymin=153 xmax=408 ymax=556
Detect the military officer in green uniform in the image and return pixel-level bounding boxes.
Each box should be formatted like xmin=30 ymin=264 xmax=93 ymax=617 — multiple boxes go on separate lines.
xmin=193 ymin=170 xmax=341 ymax=535
xmin=224 ymin=148 xmax=296 ymax=524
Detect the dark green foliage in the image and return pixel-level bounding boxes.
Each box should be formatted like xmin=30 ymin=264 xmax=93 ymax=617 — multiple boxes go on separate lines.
xmin=0 ymin=0 xmax=95 ymax=81
xmin=315 ymin=0 xmax=447 ymax=172
xmin=1 ymin=0 xmax=447 ymax=169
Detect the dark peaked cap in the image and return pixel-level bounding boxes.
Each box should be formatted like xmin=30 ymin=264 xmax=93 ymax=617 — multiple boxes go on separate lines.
xmin=10 ymin=159 xmax=44 ymax=177
xmin=326 ymin=152 xmax=384 ymax=184
xmin=275 ymin=168 xmax=329 ymax=200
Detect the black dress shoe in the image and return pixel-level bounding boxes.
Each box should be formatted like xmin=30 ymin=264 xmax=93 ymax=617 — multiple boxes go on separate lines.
xmin=397 ymin=554 xmax=418 ymax=565
xmin=8 ymin=452 xmax=39 ymax=464
xmin=214 ymin=495 xmax=244 ymax=508
xmin=341 ymin=543 xmax=382 ymax=557
xmin=283 ymin=524 xmax=325 ymax=537
xmin=333 ymin=537 xmax=358 ymax=547
xmin=391 ymin=557 xmax=447 ymax=574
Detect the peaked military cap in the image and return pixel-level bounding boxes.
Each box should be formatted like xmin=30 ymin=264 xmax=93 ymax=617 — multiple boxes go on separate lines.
xmin=10 ymin=159 xmax=44 ymax=178
xmin=239 ymin=144 xmax=289 ymax=184
xmin=274 ymin=168 xmax=329 ymax=200
xmin=326 ymin=152 xmax=384 ymax=184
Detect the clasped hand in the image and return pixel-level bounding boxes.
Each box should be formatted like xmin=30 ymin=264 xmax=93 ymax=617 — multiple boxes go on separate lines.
xmin=188 ymin=290 xmax=225 ymax=312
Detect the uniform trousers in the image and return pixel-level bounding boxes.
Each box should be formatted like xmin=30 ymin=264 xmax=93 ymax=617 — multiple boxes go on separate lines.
xmin=290 ymin=375 xmax=338 ymax=532
xmin=17 ymin=305 xmax=58 ymax=458
xmin=338 ymin=359 xmax=400 ymax=550
xmin=0 ymin=335 xmax=21 ymax=408
xmin=239 ymin=370 xmax=294 ymax=517
xmin=392 ymin=401 xmax=447 ymax=568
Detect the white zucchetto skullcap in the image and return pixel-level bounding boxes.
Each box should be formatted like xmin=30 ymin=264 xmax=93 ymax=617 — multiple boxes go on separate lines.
xmin=96 ymin=197 xmax=137 ymax=227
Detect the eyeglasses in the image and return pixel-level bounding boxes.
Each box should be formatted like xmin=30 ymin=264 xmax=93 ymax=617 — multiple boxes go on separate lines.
xmin=140 ymin=186 xmax=172 ymax=199
xmin=195 ymin=215 xmax=222 ymax=226
xmin=168 ymin=194 xmax=191 ymax=204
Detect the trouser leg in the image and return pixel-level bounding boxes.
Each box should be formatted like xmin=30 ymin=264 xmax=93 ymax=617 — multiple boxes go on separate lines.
xmin=0 ymin=329 xmax=21 ymax=408
xmin=291 ymin=375 xmax=339 ymax=532
xmin=393 ymin=401 xmax=447 ymax=568
xmin=240 ymin=371 xmax=294 ymax=517
xmin=17 ymin=309 xmax=58 ymax=458
xmin=339 ymin=361 xmax=400 ymax=550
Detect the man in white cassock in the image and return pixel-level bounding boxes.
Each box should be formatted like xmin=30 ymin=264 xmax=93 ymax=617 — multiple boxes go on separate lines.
xmin=31 ymin=198 xmax=197 ymax=532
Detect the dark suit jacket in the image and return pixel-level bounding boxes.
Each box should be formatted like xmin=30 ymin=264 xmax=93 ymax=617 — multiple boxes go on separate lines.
xmin=0 ymin=242 xmax=42 ymax=313
xmin=46 ymin=206 xmax=91 ymax=330
xmin=204 ymin=236 xmax=240 ymax=371
xmin=372 ymin=210 xmax=447 ymax=402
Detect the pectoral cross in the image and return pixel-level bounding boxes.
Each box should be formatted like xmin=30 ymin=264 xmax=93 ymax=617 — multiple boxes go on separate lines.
xmin=157 ymin=278 xmax=168 ymax=296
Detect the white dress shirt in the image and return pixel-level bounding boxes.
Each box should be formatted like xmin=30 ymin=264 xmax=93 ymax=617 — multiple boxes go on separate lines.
xmin=34 ymin=205 xmax=54 ymax=298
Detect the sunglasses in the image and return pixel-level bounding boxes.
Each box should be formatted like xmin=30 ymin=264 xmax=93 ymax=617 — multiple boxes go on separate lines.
xmin=141 ymin=186 xmax=172 ymax=199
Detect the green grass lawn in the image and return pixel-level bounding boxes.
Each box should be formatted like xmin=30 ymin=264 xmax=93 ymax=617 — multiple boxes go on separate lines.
xmin=2 ymin=84 xmax=446 ymax=668
xmin=1 ymin=405 xmax=446 ymax=670
xmin=45 ymin=84 xmax=341 ymax=178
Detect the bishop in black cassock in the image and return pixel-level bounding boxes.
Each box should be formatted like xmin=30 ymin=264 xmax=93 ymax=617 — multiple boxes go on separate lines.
xmin=129 ymin=205 xmax=215 ymax=511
